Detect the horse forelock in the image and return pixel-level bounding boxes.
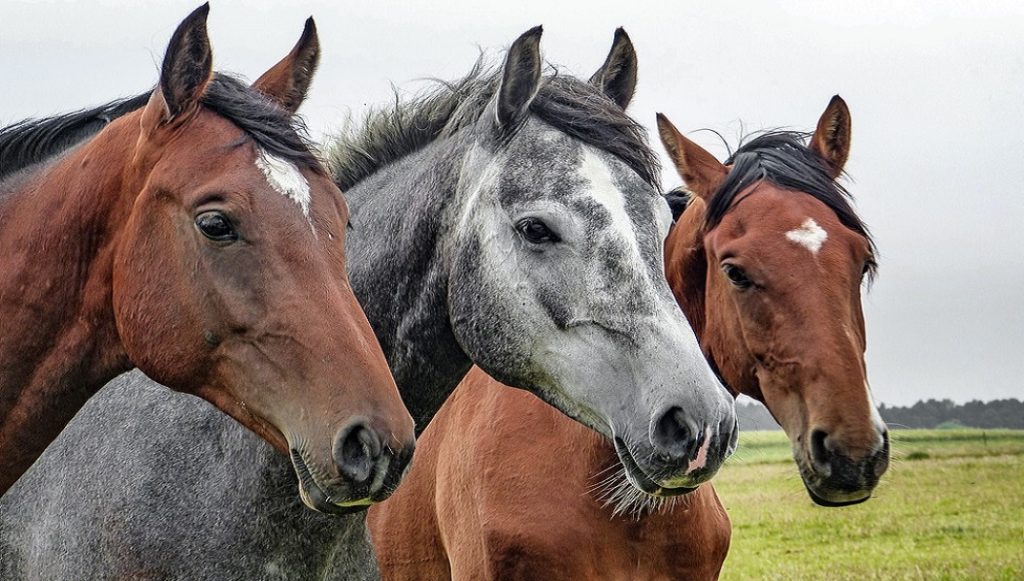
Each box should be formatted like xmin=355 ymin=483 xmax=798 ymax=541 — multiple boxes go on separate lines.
xmin=200 ymin=75 xmax=322 ymax=174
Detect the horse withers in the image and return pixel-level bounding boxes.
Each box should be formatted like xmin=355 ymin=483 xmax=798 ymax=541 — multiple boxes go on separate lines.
xmin=0 ymin=5 xmax=414 ymax=509
xmin=368 ymin=93 xmax=888 ymax=580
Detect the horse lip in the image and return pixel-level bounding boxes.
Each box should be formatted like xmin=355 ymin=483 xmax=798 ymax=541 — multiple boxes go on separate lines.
xmin=803 ymin=481 xmax=871 ymax=507
xmin=613 ymin=437 xmax=699 ymax=498
xmin=796 ymin=451 xmax=877 ymax=507
xmin=290 ymin=449 xmax=373 ymax=515
xmin=798 ymin=462 xmax=873 ymax=507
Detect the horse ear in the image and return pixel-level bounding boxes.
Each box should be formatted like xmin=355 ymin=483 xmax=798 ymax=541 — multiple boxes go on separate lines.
xmin=496 ymin=26 xmax=543 ymax=130
xmin=145 ymin=3 xmax=213 ymax=126
xmin=810 ymin=95 xmax=852 ymax=178
xmin=253 ymin=17 xmax=320 ymax=114
xmin=656 ymin=113 xmax=727 ymax=199
xmin=589 ymin=28 xmax=637 ymax=110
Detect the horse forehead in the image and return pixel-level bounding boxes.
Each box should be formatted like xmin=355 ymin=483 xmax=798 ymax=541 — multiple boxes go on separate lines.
xmin=721 ymin=189 xmax=839 ymax=252
xmin=589 ymin=149 xmax=665 ymax=232
xmin=171 ymin=111 xmax=319 ymax=224
xmin=780 ymin=209 xmax=870 ymax=266
xmin=496 ymin=126 xmax=584 ymax=201
xmin=496 ymin=125 xmax=658 ymax=242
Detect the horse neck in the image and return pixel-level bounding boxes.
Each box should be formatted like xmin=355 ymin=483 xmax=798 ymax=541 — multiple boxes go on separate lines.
xmin=0 ymin=118 xmax=138 ymax=490
xmin=344 ymin=137 xmax=475 ymax=431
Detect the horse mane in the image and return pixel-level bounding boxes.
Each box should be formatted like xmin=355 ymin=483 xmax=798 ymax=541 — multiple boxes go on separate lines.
xmin=325 ymin=59 xmax=661 ymax=192
xmin=705 ymin=130 xmax=877 ymax=277
xmin=0 ymin=74 xmax=322 ymax=184
xmin=0 ymin=94 xmax=150 ymax=182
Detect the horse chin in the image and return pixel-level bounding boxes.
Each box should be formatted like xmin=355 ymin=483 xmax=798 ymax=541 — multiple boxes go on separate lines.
xmin=290 ymin=449 xmax=374 ymax=515
xmin=613 ymin=437 xmax=699 ymax=498
xmin=803 ymin=482 xmax=872 ymax=507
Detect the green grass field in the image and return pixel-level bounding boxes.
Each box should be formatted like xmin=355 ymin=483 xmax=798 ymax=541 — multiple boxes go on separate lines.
xmin=716 ymin=429 xmax=1024 ymax=580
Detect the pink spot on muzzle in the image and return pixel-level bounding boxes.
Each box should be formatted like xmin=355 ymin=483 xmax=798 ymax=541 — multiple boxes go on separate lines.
xmin=687 ymin=427 xmax=713 ymax=473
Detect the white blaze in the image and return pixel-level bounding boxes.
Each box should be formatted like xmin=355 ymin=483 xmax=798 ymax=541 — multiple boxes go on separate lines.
xmin=255 ymin=148 xmax=312 ymax=223
xmin=785 ymin=217 xmax=828 ymax=254
xmin=580 ymin=148 xmax=646 ymax=269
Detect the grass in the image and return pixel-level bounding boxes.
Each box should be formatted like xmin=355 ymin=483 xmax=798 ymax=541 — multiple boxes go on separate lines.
xmin=716 ymin=429 xmax=1024 ymax=580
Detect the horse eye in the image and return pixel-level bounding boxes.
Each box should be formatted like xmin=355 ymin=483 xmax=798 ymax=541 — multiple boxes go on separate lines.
xmin=195 ymin=211 xmax=238 ymax=243
xmin=722 ymin=264 xmax=753 ymax=289
xmin=516 ymin=218 xmax=559 ymax=244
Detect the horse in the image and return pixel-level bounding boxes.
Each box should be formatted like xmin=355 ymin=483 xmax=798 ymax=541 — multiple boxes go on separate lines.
xmin=0 ymin=27 xmax=736 ymax=580
xmin=366 ymin=95 xmax=890 ymax=580
xmin=0 ymin=4 xmax=414 ymax=507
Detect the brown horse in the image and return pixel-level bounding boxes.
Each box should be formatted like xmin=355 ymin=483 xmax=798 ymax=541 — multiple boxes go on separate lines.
xmin=0 ymin=5 xmax=415 ymax=510
xmin=368 ymin=95 xmax=889 ymax=579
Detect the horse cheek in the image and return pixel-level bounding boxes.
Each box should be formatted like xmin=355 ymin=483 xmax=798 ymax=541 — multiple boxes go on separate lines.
xmin=111 ymin=216 xmax=208 ymax=392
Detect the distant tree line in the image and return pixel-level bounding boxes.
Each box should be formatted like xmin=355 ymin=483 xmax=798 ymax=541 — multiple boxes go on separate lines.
xmin=736 ymin=398 xmax=1024 ymax=431
xmin=878 ymin=398 xmax=1024 ymax=429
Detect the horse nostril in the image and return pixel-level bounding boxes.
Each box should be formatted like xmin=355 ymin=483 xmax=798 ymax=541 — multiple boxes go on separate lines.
xmin=810 ymin=428 xmax=831 ymax=468
xmin=653 ymin=407 xmax=694 ymax=461
xmin=334 ymin=422 xmax=383 ymax=485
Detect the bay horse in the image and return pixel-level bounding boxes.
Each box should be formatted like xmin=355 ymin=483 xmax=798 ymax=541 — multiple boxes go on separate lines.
xmin=367 ymin=95 xmax=890 ymax=579
xmin=0 ymin=5 xmax=415 ymax=508
xmin=0 ymin=28 xmax=735 ymax=580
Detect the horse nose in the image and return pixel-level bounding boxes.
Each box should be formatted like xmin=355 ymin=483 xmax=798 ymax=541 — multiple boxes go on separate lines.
xmin=810 ymin=427 xmax=889 ymax=481
xmin=652 ymin=406 xmax=698 ymax=462
xmin=333 ymin=420 xmax=384 ymax=485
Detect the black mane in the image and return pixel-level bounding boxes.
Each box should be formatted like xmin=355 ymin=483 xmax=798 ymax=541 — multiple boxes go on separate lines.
xmin=664 ymin=186 xmax=692 ymax=222
xmin=704 ymin=131 xmax=877 ymax=275
xmin=0 ymin=94 xmax=150 ymax=181
xmin=0 ymin=74 xmax=321 ymax=183
xmin=326 ymin=60 xmax=661 ymax=191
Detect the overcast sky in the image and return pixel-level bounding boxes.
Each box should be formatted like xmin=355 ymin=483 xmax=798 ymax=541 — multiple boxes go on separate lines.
xmin=3 ymin=0 xmax=1021 ymax=405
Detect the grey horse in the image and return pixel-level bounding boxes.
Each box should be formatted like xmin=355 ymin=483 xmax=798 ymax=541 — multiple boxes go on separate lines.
xmin=0 ymin=28 xmax=736 ymax=580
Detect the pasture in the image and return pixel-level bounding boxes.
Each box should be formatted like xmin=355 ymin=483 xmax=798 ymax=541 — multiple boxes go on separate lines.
xmin=716 ymin=429 xmax=1024 ymax=580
